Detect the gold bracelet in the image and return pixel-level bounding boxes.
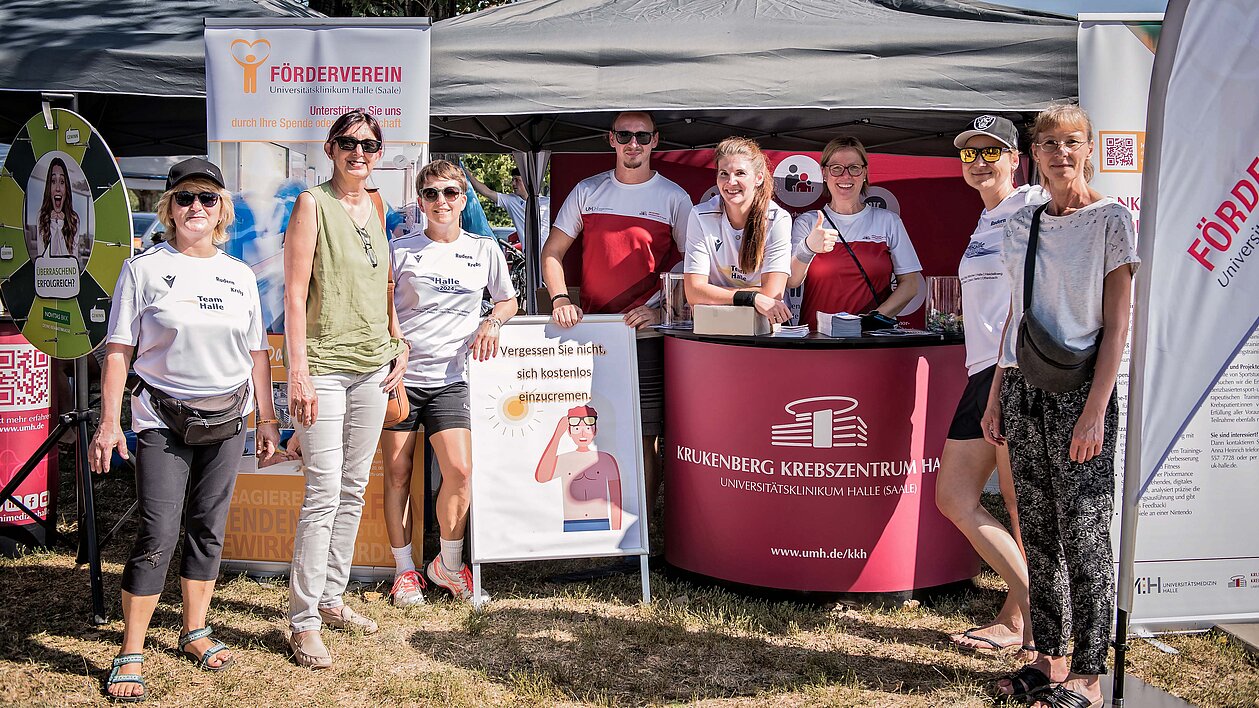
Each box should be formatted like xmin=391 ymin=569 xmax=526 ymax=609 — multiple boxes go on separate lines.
xmin=257 ymin=418 xmax=281 ymax=425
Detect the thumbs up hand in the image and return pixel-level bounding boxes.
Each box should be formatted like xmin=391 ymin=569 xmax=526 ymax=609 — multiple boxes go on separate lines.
xmin=806 ymin=211 xmax=838 ymax=254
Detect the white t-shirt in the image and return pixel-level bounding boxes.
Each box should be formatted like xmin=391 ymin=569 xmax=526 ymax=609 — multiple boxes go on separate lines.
xmin=497 ymin=192 xmax=551 ymax=250
xmin=998 ymin=198 xmax=1140 ymax=369
xmin=391 ymin=228 xmax=517 ymax=387
xmin=684 ymin=195 xmax=792 ymax=288
xmin=552 ymin=170 xmax=692 ymax=315
xmin=106 ymin=242 xmax=266 ymax=432
xmin=789 ymin=205 xmax=923 ymax=275
xmin=958 ymin=185 xmax=1049 ymax=375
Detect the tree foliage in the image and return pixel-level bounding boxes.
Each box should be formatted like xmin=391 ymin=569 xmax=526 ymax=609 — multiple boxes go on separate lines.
xmin=462 ymin=153 xmax=516 ymax=227
xmin=307 ymin=0 xmax=509 ymax=22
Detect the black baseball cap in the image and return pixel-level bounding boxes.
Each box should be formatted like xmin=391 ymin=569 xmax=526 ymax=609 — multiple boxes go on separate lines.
xmin=954 ymin=115 xmax=1020 ymax=150
xmin=166 ymin=157 xmax=226 ymax=191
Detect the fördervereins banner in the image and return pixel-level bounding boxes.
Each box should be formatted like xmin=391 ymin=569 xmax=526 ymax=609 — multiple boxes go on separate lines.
xmin=205 ymin=20 xmax=429 ymax=144
xmin=1083 ymin=5 xmax=1259 ymax=632
xmin=206 ymin=19 xmax=431 ymax=578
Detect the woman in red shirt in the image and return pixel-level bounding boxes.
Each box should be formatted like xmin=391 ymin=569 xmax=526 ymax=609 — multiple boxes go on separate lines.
xmin=789 ymin=136 xmax=923 ymax=329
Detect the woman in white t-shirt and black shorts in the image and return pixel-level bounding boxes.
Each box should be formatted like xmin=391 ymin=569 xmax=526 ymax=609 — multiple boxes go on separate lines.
xmin=936 ymin=116 xmax=1048 ymax=658
xmin=682 ymin=137 xmax=792 ymax=323
xmin=382 ymin=159 xmax=518 ymax=606
xmin=89 ymin=158 xmax=281 ymax=702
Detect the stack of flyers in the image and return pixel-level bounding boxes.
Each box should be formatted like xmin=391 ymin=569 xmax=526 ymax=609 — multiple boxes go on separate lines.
xmin=817 ymin=312 xmax=862 ymax=337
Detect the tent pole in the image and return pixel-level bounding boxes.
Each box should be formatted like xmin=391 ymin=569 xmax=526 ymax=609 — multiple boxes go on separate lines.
xmin=517 ymin=145 xmax=544 ymax=315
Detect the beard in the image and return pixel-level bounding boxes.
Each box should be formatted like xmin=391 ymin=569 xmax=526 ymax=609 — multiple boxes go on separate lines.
xmin=620 ymin=154 xmax=646 ymax=170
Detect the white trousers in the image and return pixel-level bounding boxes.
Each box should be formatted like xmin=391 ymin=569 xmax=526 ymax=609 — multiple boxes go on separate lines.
xmin=288 ymin=365 xmax=388 ymax=633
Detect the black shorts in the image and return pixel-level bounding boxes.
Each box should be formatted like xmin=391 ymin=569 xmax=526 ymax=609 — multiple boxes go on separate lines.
xmin=637 ymin=336 xmax=664 ymax=437
xmin=383 ymin=382 xmax=471 ymax=434
xmin=947 ymin=364 xmax=996 ymax=441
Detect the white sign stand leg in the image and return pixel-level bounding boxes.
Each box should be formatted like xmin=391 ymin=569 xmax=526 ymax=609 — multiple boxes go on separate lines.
xmin=639 ymin=554 xmax=652 ymax=604
xmin=471 ymin=562 xmax=486 ymax=610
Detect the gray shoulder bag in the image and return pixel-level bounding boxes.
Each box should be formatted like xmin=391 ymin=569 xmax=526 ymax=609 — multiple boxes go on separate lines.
xmin=1015 ymin=203 xmax=1100 ymax=393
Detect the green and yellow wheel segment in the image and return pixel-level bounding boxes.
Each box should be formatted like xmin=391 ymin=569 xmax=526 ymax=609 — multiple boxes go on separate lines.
xmin=0 ymin=171 xmax=27 ymax=281
xmin=0 ymin=108 xmax=132 ymax=360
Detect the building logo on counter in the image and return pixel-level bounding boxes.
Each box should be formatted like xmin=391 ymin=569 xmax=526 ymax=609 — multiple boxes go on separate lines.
xmin=1230 ymin=575 xmax=1247 ymax=588
xmin=770 ymin=396 xmax=867 ymax=449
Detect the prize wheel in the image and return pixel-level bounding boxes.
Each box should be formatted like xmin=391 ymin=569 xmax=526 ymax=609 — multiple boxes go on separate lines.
xmin=0 ymin=109 xmax=132 ymax=359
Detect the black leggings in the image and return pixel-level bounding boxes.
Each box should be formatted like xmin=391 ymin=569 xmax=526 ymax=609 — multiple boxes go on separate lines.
xmin=1001 ymin=368 xmax=1117 ymax=676
xmin=121 ymin=426 xmax=246 ymax=596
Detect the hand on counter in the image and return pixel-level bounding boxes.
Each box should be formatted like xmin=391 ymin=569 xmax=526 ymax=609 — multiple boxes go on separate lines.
xmin=754 ymin=294 xmax=791 ymax=325
xmin=624 ymin=305 xmax=661 ymax=330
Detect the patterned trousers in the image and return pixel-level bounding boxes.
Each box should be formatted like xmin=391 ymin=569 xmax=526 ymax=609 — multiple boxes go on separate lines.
xmin=1001 ymin=367 xmax=1117 ymax=676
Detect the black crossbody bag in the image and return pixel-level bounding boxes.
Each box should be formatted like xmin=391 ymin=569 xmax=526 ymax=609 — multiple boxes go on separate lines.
xmin=1014 ymin=203 xmax=1100 ymax=393
xmin=135 ymin=378 xmax=249 ymax=445
xmin=821 ymin=210 xmax=898 ymax=331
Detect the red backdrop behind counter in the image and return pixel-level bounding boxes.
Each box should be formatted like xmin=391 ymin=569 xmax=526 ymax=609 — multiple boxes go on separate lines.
xmin=663 ymin=332 xmax=977 ymax=593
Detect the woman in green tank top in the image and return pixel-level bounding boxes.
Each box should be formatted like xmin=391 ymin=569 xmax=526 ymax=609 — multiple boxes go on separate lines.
xmin=281 ymin=110 xmax=407 ymax=669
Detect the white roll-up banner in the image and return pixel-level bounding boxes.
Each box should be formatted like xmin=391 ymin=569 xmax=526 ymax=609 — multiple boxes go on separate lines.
xmin=205 ymin=19 xmax=431 ymax=576
xmin=1082 ymin=5 xmax=1259 ymax=633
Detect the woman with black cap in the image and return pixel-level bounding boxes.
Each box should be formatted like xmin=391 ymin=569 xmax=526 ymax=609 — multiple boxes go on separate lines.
xmin=937 ymin=115 xmax=1047 ymax=657
xmin=89 ymin=158 xmax=280 ymax=701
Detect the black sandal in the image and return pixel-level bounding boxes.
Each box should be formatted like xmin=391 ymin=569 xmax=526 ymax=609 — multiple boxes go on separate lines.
xmin=1031 ymin=685 xmax=1102 ymax=708
xmin=994 ymin=664 xmax=1052 ymax=702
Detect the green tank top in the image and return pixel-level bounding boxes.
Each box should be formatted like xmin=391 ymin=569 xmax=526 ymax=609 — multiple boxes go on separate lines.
xmin=302 ymin=182 xmax=404 ymax=375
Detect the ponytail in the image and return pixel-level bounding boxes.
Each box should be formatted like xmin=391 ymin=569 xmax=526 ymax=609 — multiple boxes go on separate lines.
xmin=714 ymin=137 xmax=774 ymax=274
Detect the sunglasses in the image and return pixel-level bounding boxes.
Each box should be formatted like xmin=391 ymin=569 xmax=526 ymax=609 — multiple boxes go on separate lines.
xmin=420 ymin=186 xmax=464 ymax=202
xmin=331 ymin=136 xmax=383 ymax=153
xmin=824 ymin=164 xmax=866 ymax=177
xmin=173 ymin=191 xmax=220 ymax=208
xmin=959 ymin=146 xmax=1012 ymax=164
xmin=354 ymin=224 xmax=378 ymax=268
xmin=612 ymin=130 xmax=656 ymax=145
xmin=568 ymin=416 xmax=597 ymax=426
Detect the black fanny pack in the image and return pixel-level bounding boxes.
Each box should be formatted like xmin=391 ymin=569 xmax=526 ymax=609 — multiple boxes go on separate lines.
xmin=137 ymin=379 xmax=249 ymax=445
xmin=1015 ymin=204 xmax=1100 ymax=393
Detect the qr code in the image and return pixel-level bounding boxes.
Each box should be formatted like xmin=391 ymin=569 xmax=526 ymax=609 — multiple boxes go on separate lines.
xmin=1103 ymin=134 xmax=1138 ymax=170
xmin=0 ymin=345 xmax=51 ymax=411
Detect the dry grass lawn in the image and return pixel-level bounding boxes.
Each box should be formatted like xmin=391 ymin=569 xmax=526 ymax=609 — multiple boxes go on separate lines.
xmin=2 ymin=463 xmax=1257 ymax=707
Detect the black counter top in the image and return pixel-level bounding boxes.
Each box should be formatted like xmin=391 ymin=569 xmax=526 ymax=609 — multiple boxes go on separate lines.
xmin=658 ymin=327 xmax=964 ymax=349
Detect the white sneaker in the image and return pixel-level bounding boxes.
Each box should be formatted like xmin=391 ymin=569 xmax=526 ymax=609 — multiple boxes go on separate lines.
xmin=390 ymin=569 xmax=426 ymax=607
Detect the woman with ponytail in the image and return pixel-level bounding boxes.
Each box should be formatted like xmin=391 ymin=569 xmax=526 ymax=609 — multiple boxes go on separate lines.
xmin=682 ymin=137 xmax=792 ymax=324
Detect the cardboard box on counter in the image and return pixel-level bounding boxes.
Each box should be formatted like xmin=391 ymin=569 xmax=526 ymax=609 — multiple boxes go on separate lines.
xmin=692 ymin=304 xmax=776 ymax=336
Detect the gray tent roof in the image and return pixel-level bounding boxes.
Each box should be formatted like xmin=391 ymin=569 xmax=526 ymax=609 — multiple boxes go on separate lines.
xmin=430 ymin=0 xmax=1078 ymax=155
xmin=0 ymin=0 xmax=1077 ymax=157
xmin=0 ymin=0 xmax=319 ymax=155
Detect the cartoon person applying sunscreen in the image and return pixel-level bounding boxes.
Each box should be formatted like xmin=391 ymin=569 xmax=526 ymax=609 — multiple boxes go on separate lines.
xmin=534 ymin=405 xmax=623 ymax=532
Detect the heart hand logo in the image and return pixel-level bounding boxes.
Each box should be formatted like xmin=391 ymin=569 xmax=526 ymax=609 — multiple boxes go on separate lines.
xmin=230 ymin=38 xmax=271 ymax=94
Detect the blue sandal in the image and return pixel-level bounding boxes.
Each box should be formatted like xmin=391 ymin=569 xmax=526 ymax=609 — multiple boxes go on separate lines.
xmin=178 ymin=627 xmax=234 ymax=671
xmin=105 ymin=653 xmax=146 ymax=703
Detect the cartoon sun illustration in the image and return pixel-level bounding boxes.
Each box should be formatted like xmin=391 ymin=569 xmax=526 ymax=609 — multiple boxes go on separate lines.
xmin=487 ymin=387 xmax=540 ymax=437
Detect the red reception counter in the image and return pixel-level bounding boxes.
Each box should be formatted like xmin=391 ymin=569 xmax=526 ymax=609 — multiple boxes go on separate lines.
xmin=663 ymin=330 xmax=978 ymax=594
